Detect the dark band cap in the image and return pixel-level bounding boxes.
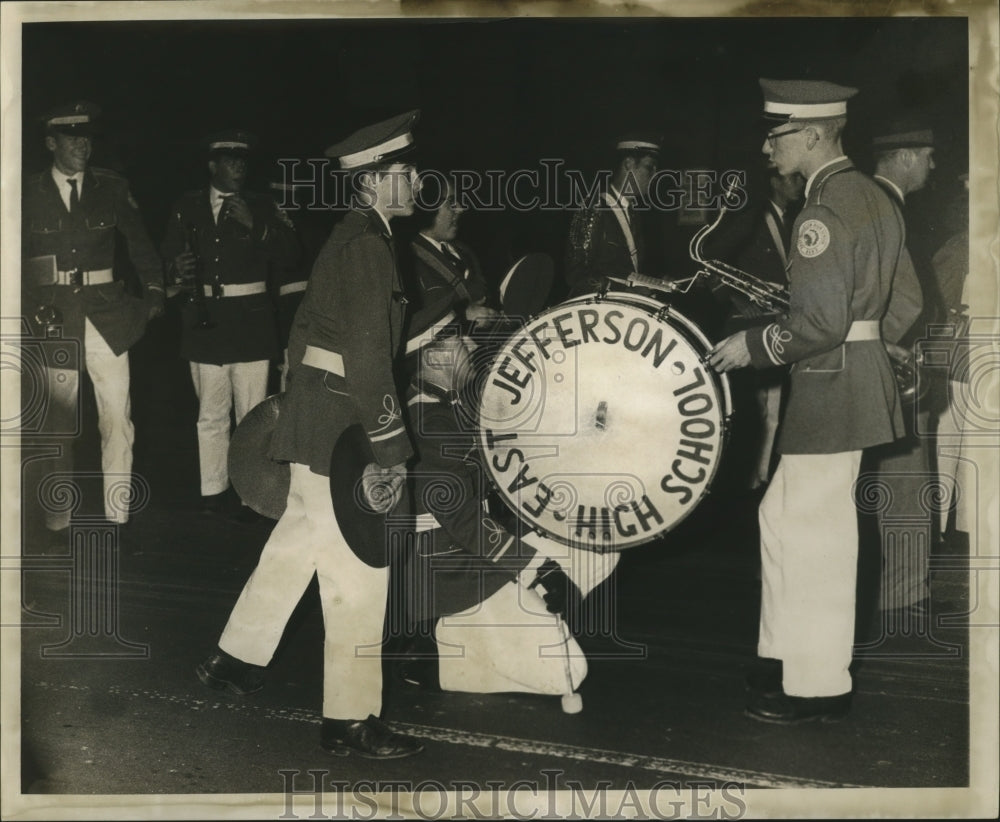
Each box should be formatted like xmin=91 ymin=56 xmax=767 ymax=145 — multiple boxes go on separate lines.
xmin=614 ymin=131 xmax=662 ymax=153
xmin=206 ymin=129 xmax=258 ymax=154
xmin=324 ymin=110 xmax=420 ymax=168
xmin=872 ymin=117 xmax=935 ymax=151
xmin=42 ymin=101 xmax=101 ymax=135
xmin=760 ymin=78 xmax=858 ymax=125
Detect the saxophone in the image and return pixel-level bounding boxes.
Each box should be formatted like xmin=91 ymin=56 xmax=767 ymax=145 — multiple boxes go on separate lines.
xmin=689 ymin=202 xmax=923 ymax=404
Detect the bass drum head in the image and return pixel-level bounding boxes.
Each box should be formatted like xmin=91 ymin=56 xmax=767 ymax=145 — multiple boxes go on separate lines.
xmin=476 ymin=294 xmax=730 ymax=551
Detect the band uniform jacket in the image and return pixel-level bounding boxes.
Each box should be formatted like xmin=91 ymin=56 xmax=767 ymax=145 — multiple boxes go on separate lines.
xmin=404 ymin=235 xmax=489 ymax=339
xmin=744 ymin=158 xmax=923 ymax=455
xmin=270 ymin=209 xmax=413 ymax=474
xmin=22 ymin=166 xmax=165 ymax=367
xmin=161 ymin=188 xmax=299 ymax=364
xmin=564 ymin=197 xmax=646 ymax=298
xmin=273 ymin=207 xmax=336 ymax=350
xmin=399 ymin=394 xmax=539 ymax=625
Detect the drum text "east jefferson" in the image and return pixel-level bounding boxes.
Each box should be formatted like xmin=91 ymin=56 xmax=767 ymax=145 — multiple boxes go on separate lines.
xmin=492 ymin=308 xmax=679 ymax=405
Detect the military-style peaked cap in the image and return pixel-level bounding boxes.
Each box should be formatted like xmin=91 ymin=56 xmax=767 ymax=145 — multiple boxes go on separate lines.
xmin=760 ymin=79 xmax=858 ymax=124
xmin=324 ymin=110 xmax=420 ymax=169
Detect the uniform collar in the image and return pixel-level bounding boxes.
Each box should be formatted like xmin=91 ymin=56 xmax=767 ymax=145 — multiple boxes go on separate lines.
xmin=804 ymin=155 xmax=850 ymax=198
xmin=419 ymin=233 xmax=447 ymax=254
xmin=51 ymin=164 xmax=85 ymax=193
xmin=873 ymin=174 xmax=906 ymax=205
xmin=368 ymin=207 xmax=392 ymax=237
xmin=209 ymin=185 xmax=236 ymax=207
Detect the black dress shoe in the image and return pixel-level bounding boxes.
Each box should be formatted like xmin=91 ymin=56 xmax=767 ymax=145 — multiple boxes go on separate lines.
xmin=200 ymin=492 xmax=230 ymax=515
xmin=745 ymin=690 xmax=851 ymax=725
xmin=195 ymin=649 xmax=265 ymax=695
xmin=744 ymin=657 xmax=783 ymax=696
xmin=321 ymin=715 xmax=424 ymax=759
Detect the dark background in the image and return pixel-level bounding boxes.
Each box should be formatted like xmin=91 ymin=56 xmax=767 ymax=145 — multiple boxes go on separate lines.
xmin=21 ymin=15 xmax=969 ymax=287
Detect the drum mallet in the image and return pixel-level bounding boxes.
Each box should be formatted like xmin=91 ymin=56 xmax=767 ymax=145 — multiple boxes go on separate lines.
xmin=558 ymin=618 xmax=583 ymax=714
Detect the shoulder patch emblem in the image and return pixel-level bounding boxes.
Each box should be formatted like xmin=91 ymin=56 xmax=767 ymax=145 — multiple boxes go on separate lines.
xmin=797 ymin=219 xmax=830 ymax=258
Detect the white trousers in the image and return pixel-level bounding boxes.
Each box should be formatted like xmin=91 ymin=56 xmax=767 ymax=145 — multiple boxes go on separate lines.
xmin=219 ymin=464 xmax=388 ymax=720
xmin=752 ymin=382 xmax=782 ymax=488
xmin=434 ymin=539 xmax=617 ymax=695
xmin=189 ymin=360 xmax=269 ymax=495
xmin=436 ymin=582 xmax=587 ymax=695
xmin=758 ymin=451 xmax=863 ymax=697
xmin=45 ymin=317 xmax=134 ymax=528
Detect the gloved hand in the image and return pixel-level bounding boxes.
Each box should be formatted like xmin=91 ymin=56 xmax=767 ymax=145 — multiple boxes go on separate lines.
xmin=528 ymin=559 xmax=582 ymax=623
xmin=361 ymin=461 xmax=406 ymax=514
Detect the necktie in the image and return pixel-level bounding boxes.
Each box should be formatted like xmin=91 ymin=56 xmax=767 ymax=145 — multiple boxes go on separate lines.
xmin=441 ymin=242 xmax=464 ymax=272
xmin=68 ymin=178 xmax=79 ymax=213
xmin=216 ymin=193 xmax=232 ymax=223
xmin=776 ymin=208 xmax=792 ymax=254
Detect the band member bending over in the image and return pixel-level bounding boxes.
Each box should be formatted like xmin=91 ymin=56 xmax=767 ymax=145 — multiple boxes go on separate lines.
xmin=392 ymin=329 xmax=618 ymax=699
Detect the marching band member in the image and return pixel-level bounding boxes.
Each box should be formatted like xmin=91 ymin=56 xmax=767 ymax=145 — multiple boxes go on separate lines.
xmin=404 ymin=174 xmax=501 ymax=335
xmin=865 ymin=121 xmax=939 ymax=625
xmin=564 ymin=133 xmax=660 ymax=298
xmin=391 ymin=328 xmax=617 ymax=697
xmin=22 ymin=101 xmax=165 ymax=534
xmin=195 ymin=112 xmax=424 ymax=759
xmin=704 ymin=168 xmax=805 ymax=491
xmin=709 ymin=79 xmax=923 ymax=724
xmin=161 ymin=131 xmax=299 ymax=517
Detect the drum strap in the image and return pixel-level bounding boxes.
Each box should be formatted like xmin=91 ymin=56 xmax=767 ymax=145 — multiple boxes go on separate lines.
xmin=764 ymin=207 xmax=788 ymax=268
xmin=603 ymin=191 xmax=639 ymax=273
xmin=413 ymin=242 xmax=473 ymax=304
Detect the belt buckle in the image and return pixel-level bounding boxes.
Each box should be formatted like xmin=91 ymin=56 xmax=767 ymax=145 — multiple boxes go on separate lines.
xmin=211 ymin=282 xmax=223 ymax=299
xmin=67 ymin=268 xmax=83 ymax=287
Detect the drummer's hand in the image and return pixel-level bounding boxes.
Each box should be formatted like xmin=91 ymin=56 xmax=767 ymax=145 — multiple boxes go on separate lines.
xmin=528 ymin=559 xmax=582 ymax=623
xmin=465 ymin=303 xmax=502 ymax=323
xmin=709 ymin=330 xmax=751 ymax=372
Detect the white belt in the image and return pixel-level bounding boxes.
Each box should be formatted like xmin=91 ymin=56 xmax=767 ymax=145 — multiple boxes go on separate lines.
xmin=414 ymin=513 xmax=442 ymax=533
xmin=844 ymin=320 xmax=881 ymax=342
xmin=301 ymin=345 xmax=345 ymax=377
xmin=202 ymin=281 xmax=267 ymax=298
xmin=405 ymin=310 xmax=457 ymax=355
xmin=279 ymin=280 xmax=308 ymax=297
xmin=55 ymin=268 xmax=113 ymax=285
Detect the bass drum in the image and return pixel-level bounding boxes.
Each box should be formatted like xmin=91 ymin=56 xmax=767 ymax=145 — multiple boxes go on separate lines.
xmin=476 ymin=293 xmax=731 ymax=551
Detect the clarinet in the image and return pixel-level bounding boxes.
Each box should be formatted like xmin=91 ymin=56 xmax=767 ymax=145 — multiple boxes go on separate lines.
xmin=185 ymin=223 xmax=215 ymax=330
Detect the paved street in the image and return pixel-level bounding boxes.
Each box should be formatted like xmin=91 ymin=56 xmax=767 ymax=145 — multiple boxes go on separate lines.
xmin=11 ymin=311 xmax=976 ymax=816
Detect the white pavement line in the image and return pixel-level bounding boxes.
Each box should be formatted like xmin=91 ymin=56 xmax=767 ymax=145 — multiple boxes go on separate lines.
xmin=391 ymin=722 xmax=861 ymax=790
xmin=30 ymin=680 xmax=864 ymax=790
